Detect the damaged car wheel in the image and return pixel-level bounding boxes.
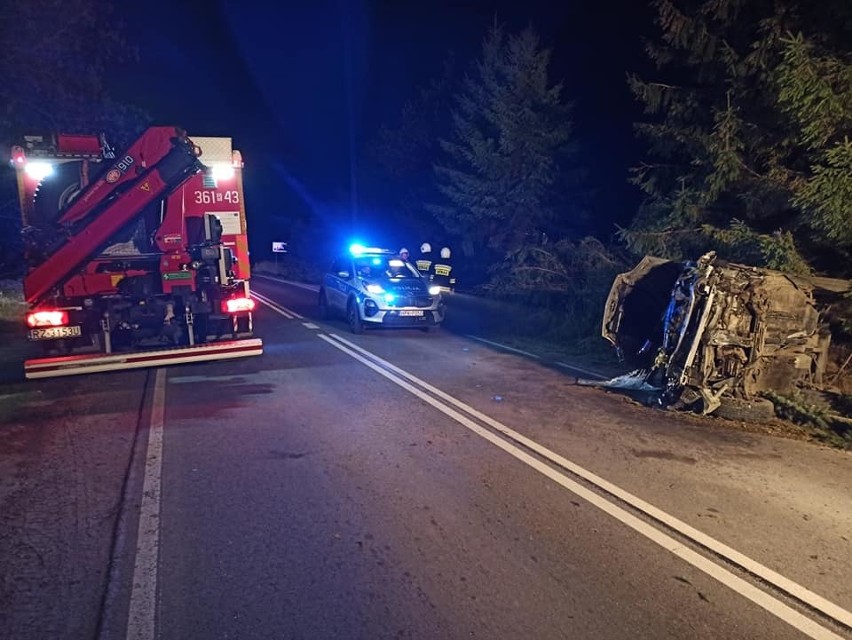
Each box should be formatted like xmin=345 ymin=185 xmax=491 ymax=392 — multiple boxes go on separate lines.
xmin=713 ymin=397 xmax=776 ymax=423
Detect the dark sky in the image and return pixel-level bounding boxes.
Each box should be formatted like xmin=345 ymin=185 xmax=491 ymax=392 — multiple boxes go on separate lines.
xmin=113 ymin=0 xmax=655 ymax=258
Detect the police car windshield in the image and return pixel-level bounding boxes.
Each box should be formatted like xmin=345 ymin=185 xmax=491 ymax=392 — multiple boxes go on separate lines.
xmin=354 ymin=256 xmax=420 ymax=280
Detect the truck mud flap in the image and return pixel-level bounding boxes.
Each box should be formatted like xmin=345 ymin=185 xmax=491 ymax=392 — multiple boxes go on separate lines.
xmin=24 ymin=338 xmax=263 ymax=379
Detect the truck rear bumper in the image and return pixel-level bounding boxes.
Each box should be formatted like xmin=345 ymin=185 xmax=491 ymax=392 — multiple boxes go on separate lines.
xmin=24 ymin=338 xmax=263 ymax=379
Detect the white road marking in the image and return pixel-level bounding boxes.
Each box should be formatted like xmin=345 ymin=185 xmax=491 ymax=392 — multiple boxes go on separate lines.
xmin=126 ymin=369 xmax=166 ymax=640
xmin=168 ymin=375 xmax=247 ymax=384
xmin=322 ymin=332 xmax=851 ymax=638
xmin=302 ymin=322 xmax=320 ymax=330
xmin=253 ymin=291 xmax=303 ymax=319
xmin=0 ymin=391 xmax=39 ymax=402
xmin=555 ymin=361 xmax=608 ymax=380
xmin=466 ymin=334 xmax=608 ymax=380
xmin=465 ymin=335 xmax=541 ymax=359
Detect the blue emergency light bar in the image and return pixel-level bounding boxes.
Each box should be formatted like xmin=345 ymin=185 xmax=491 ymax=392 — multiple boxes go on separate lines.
xmin=349 ymin=244 xmax=391 ymax=256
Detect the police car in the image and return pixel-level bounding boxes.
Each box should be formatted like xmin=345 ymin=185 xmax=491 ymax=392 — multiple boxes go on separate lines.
xmin=318 ymin=245 xmax=445 ymax=333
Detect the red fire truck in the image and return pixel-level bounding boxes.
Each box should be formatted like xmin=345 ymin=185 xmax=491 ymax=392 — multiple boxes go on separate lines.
xmin=11 ymin=126 xmax=262 ymax=379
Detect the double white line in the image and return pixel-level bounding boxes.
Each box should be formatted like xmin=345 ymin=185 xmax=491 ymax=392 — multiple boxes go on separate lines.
xmin=319 ymin=331 xmax=851 ymax=640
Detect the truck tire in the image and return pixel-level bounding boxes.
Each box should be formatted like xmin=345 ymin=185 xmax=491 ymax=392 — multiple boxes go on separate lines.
xmin=31 ymin=161 xmax=85 ymax=227
xmin=713 ymin=397 xmax=776 ymax=423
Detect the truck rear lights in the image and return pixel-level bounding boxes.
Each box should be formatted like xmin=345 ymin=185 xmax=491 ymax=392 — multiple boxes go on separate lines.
xmin=10 ymin=146 xmax=25 ymax=165
xmin=27 ymin=310 xmax=69 ymax=327
xmin=222 ymin=297 xmax=255 ymax=313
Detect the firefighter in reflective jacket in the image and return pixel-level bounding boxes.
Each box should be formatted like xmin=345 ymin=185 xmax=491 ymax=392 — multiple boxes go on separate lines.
xmin=432 ymin=246 xmax=454 ymax=293
xmin=415 ymin=242 xmax=433 ymax=278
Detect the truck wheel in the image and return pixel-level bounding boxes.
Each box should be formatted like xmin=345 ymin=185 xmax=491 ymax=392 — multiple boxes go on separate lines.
xmin=318 ymin=289 xmax=330 ymax=319
xmin=31 ymin=161 xmax=85 ymax=227
xmin=347 ymin=299 xmax=363 ymax=334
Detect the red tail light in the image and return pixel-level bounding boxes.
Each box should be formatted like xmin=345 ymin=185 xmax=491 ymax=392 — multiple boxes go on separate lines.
xmin=11 ymin=146 xmax=26 ymax=165
xmin=222 ymin=297 xmax=255 ymax=313
xmin=27 ymin=310 xmax=69 ymax=327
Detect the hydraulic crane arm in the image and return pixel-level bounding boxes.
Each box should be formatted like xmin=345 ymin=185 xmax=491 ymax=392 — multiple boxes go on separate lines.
xmin=58 ymin=126 xmax=194 ymax=225
xmin=24 ymin=129 xmax=203 ymax=305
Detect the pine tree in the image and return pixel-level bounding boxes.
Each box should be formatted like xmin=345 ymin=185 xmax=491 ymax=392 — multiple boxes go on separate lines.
xmin=777 ymin=33 xmax=852 ymax=250
xmin=625 ymin=0 xmax=852 ymax=276
xmin=431 ymin=24 xmax=582 ymax=259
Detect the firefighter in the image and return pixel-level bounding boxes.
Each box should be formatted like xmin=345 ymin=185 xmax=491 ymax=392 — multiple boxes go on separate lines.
xmin=432 ymin=246 xmax=454 ymax=293
xmin=415 ymin=242 xmax=433 ymax=278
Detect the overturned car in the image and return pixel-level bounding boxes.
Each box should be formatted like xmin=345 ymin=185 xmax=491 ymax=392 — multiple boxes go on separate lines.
xmin=602 ymin=252 xmax=850 ymax=417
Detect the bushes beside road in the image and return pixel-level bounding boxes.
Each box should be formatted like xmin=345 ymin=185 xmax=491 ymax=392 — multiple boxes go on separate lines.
xmin=473 ymin=238 xmax=627 ymax=353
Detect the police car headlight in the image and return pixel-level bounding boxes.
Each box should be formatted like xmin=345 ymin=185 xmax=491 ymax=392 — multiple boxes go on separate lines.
xmin=428 ymin=286 xmax=441 ymax=296
xmin=366 ymin=283 xmax=385 ymax=294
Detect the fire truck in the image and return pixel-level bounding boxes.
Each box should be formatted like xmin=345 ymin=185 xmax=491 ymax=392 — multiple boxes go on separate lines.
xmin=11 ymin=126 xmax=263 ymax=379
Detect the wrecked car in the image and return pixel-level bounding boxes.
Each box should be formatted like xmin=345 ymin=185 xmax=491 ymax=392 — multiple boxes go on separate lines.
xmin=602 ymin=252 xmax=850 ymax=417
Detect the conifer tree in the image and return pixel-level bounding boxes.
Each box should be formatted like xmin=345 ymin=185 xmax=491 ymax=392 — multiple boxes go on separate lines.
xmin=431 ymin=24 xmax=582 ymax=258
xmin=626 ymin=0 xmax=852 ymax=275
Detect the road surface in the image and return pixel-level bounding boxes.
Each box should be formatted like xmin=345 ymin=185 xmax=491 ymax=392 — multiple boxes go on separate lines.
xmin=0 ymin=279 xmax=850 ymax=639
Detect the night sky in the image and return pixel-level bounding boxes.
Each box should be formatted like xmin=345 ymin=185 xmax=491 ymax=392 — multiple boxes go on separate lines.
xmin=111 ymin=0 xmax=654 ymax=259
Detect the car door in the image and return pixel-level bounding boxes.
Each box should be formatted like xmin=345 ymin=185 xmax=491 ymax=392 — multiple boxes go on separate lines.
xmin=325 ymin=256 xmax=352 ymax=314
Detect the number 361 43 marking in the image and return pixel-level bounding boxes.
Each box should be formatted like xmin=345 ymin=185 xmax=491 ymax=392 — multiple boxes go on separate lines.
xmin=193 ymin=190 xmax=240 ymax=205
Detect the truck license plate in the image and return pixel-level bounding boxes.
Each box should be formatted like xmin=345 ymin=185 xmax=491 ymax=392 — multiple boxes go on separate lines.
xmin=399 ymin=310 xmax=424 ymax=317
xmin=28 ymin=326 xmax=82 ymax=340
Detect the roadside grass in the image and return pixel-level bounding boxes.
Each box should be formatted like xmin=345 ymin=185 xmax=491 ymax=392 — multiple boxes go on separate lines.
xmin=763 ymin=390 xmax=852 ymax=449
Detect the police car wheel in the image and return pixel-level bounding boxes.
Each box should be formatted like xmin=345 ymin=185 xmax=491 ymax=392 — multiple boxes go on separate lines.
xmin=347 ymin=300 xmax=364 ymax=334
xmin=318 ymin=290 xmax=330 ymax=319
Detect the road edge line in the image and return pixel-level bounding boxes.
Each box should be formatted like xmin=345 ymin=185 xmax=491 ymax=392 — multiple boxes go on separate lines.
xmin=125 ymin=368 xmax=166 ymax=640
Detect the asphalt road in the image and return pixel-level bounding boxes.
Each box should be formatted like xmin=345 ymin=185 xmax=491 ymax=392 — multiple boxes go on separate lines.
xmin=1 ymin=279 xmax=851 ymax=639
